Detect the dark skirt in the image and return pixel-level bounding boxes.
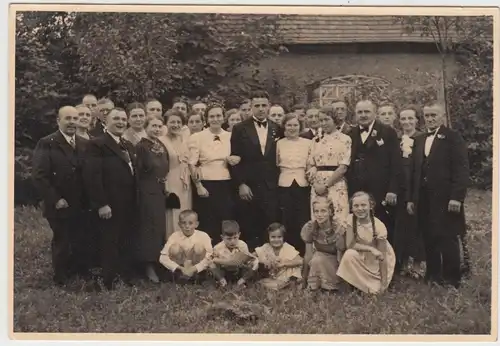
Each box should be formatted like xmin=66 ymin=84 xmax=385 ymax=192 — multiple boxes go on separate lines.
xmin=394 ymin=200 xmax=426 ymax=265
xmin=193 ymin=180 xmax=234 ymax=242
xmin=137 ymin=191 xmax=167 ymax=263
xmin=278 ymin=181 xmax=311 ymax=255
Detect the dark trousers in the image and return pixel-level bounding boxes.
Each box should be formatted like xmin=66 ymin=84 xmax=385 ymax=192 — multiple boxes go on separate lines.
xmin=99 ymin=215 xmax=136 ymax=286
xmin=47 ymin=215 xmax=86 ymax=283
xmin=236 ymin=184 xmax=279 ymax=250
xmin=194 ymin=180 xmax=234 ymax=241
xmin=419 ymin=187 xmax=461 ymax=287
xmin=278 ymin=182 xmax=310 ymax=255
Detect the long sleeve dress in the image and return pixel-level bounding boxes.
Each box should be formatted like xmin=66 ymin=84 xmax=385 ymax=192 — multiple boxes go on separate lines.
xmin=135 ymin=137 xmax=169 ymax=263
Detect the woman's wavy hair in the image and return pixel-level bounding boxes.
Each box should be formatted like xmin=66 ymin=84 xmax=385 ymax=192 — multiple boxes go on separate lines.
xmin=281 ymin=113 xmax=303 ymax=132
xmin=163 ymin=109 xmax=187 ymax=125
xmin=311 ymin=196 xmax=338 ymax=238
xmin=319 ymin=105 xmax=343 ymax=127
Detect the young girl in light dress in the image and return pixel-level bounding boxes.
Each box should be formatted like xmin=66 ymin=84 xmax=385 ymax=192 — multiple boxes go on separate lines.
xmin=301 ymin=196 xmax=346 ymax=292
xmin=254 ymin=223 xmax=303 ymax=290
xmin=337 ymin=191 xmax=396 ymax=294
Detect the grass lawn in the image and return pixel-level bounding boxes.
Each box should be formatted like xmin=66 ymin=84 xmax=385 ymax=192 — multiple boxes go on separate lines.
xmin=13 ymin=189 xmax=493 ymax=334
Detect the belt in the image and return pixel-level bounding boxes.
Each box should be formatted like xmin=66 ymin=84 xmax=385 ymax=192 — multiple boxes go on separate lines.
xmin=316 ymin=166 xmax=339 ymax=172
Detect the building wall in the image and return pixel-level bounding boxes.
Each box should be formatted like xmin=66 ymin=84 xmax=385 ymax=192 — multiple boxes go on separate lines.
xmin=238 ymin=49 xmax=458 ymax=107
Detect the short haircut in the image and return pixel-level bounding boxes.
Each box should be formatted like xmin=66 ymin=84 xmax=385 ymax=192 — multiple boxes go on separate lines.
xmin=240 ymin=99 xmax=251 ymax=106
xmin=250 ymin=90 xmax=269 ymax=102
xmin=329 ymin=98 xmax=347 ymax=105
xmin=187 ymin=111 xmax=203 ymax=122
xmin=82 ymin=94 xmax=97 ymax=101
xmin=267 ymin=222 xmax=286 ymax=236
xmin=378 ymin=101 xmax=397 ymax=114
xmin=423 ymin=100 xmax=445 ymax=109
xmin=97 ymin=98 xmax=114 ymax=105
xmin=163 ymin=109 xmax=187 ymax=125
xmin=221 ymin=220 xmax=240 ymax=236
xmin=281 ymin=113 xmax=303 ymax=131
xmin=75 ymin=104 xmax=85 ymax=108
xmin=179 ymin=209 xmax=198 ymax=221
xmin=225 ymin=108 xmax=239 ymax=118
xmin=172 ymin=96 xmax=188 ymax=106
xmin=126 ymin=102 xmax=145 ymax=116
xmin=292 ymin=104 xmax=306 ymax=111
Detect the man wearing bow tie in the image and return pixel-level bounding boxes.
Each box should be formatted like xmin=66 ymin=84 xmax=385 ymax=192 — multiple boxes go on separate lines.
xmin=407 ymin=102 xmax=469 ymax=288
xmin=83 ymin=108 xmax=138 ymax=290
xmin=347 ymin=100 xmax=402 ymax=245
xmin=32 ymin=106 xmax=90 ymax=286
xmin=230 ymin=91 xmax=283 ymax=249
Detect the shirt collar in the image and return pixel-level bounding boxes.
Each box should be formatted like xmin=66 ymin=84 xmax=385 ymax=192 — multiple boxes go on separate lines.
xmin=428 ymin=126 xmax=441 ymax=136
xmin=107 ymin=131 xmax=121 ymax=144
xmin=59 ymin=130 xmax=75 ymax=145
xmin=253 ymin=116 xmax=267 ymax=125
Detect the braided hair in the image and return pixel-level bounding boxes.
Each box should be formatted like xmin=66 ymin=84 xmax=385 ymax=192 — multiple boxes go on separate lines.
xmin=349 ymin=191 xmax=377 ymax=248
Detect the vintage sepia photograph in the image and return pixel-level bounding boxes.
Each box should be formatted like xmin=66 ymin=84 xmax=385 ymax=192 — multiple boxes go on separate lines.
xmin=11 ymin=4 xmax=496 ymax=339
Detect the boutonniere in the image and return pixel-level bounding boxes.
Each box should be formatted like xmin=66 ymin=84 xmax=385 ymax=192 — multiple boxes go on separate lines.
xmin=376 ymin=139 xmax=385 ymax=146
xmin=437 ymin=134 xmax=446 ymax=139
xmin=371 ymin=129 xmax=378 ymax=137
xmin=151 ymin=140 xmax=166 ymax=155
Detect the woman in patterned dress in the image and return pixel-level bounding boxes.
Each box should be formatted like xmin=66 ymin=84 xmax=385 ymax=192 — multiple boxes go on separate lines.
xmin=306 ymin=105 xmax=352 ymax=221
xmin=159 ymin=110 xmax=193 ymax=239
xmin=135 ymin=116 xmax=169 ymax=283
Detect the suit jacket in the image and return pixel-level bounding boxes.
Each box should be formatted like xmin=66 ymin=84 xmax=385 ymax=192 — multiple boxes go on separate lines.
xmin=339 ymin=122 xmax=354 ymax=135
xmin=89 ymin=119 xmax=106 ymax=138
xmin=347 ymin=120 xmax=402 ymax=203
xmin=230 ymin=118 xmax=282 ymax=190
xmin=32 ymin=131 xmax=87 ymax=219
xmin=83 ymin=133 xmax=138 ymax=215
xmin=408 ymin=126 xmax=469 ymax=236
xmin=299 ymin=129 xmax=318 ymax=140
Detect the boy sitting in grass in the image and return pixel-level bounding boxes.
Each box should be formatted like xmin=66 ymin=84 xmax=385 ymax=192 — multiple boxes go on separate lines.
xmin=159 ymin=210 xmax=213 ymax=283
xmin=209 ymin=220 xmax=258 ymax=287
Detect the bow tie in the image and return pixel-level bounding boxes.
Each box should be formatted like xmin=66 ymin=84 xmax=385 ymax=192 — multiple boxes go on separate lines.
xmin=213 ymin=135 xmax=220 ymax=142
xmin=254 ymin=119 xmax=267 ymax=128
xmin=426 ymin=131 xmax=436 ymax=137
xmin=360 ymin=127 xmax=369 ymax=134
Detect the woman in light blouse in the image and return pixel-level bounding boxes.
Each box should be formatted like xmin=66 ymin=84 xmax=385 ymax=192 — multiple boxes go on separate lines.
xmin=188 ymin=104 xmax=240 ymax=241
xmin=276 ymin=113 xmax=312 ymax=254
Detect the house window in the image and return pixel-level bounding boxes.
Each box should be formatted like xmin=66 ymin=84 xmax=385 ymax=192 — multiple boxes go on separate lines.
xmin=316 ymin=75 xmax=391 ymax=107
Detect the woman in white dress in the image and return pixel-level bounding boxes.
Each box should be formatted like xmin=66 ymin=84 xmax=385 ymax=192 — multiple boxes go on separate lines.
xmin=159 ymin=109 xmax=192 ymax=239
xmin=307 ymin=105 xmax=352 ymax=221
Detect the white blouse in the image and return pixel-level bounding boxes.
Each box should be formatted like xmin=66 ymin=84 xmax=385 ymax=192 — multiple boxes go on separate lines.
xmin=188 ymin=128 xmax=231 ymax=181
xmin=276 ymin=137 xmax=312 ymax=187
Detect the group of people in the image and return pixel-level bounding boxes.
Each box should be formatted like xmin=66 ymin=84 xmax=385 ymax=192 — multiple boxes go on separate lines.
xmin=31 ymin=90 xmax=470 ymax=294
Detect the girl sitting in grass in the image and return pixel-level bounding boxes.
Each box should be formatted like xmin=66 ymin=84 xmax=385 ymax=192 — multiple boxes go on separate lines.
xmin=254 ymin=223 xmax=303 ymax=289
xmin=337 ymin=191 xmax=396 ymax=294
xmin=301 ymin=196 xmax=346 ymax=293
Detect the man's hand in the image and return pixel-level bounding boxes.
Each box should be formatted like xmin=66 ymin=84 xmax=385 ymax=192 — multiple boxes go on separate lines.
xmin=55 ymin=198 xmax=69 ymax=209
xmin=448 ymin=200 xmax=462 ymax=213
xmin=239 ymin=184 xmax=253 ymax=201
xmin=98 ymin=205 xmax=112 ymax=219
xmin=407 ymin=202 xmax=415 ymax=215
xmin=385 ymin=192 xmax=397 ymax=206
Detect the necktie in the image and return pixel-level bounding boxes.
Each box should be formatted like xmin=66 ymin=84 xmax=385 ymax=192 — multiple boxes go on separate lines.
xmin=119 ymin=138 xmax=131 ymax=163
xmin=213 ymin=135 xmax=220 ymax=142
xmin=255 ymin=119 xmax=267 ymax=128
xmin=69 ymin=137 xmax=75 ymax=149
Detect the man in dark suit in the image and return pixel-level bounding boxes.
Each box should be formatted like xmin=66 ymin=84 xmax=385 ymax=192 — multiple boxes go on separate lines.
xmin=300 ymin=107 xmax=321 ymax=140
xmin=89 ymin=98 xmax=114 ymax=138
xmin=32 ymin=106 xmax=90 ymax=286
xmin=83 ymin=108 xmax=138 ymax=290
xmin=407 ymin=102 xmax=469 ymax=288
xmin=230 ymin=91 xmax=282 ymax=249
xmin=331 ymin=99 xmax=353 ymax=135
xmin=347 ymin=100 xmax=401 ymax=244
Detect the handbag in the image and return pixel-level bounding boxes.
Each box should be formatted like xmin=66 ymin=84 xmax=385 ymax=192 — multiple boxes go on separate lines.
xmin=164 ymin=192 xmax=181 ymax=209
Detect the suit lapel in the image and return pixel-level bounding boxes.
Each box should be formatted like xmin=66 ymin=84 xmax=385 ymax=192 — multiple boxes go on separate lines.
xmin=263 ymin=123 xmax=277 ymax=157
xmin=54 ymin=131 xmax=77 ymax=165
xmin=104 ymin=133 xmax=130 ymax=165
xmin=244 ymin=120 xmax=263 ymax=156
xmin=427 ymin=126 xmax=444 ymax=163
xmin=363 ymin=121 xmax=379 ymax=150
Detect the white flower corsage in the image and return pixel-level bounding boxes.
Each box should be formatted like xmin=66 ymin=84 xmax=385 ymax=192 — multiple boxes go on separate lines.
xmin=371 ymin=129 xmax=378 ymax=137
xmin=376 ymin=138 xmax=385 ymax=146
xmin=437 ymin=134 xmax=446 ymax=139
xmin=401 ymin=135 xmax=414 ymax=158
